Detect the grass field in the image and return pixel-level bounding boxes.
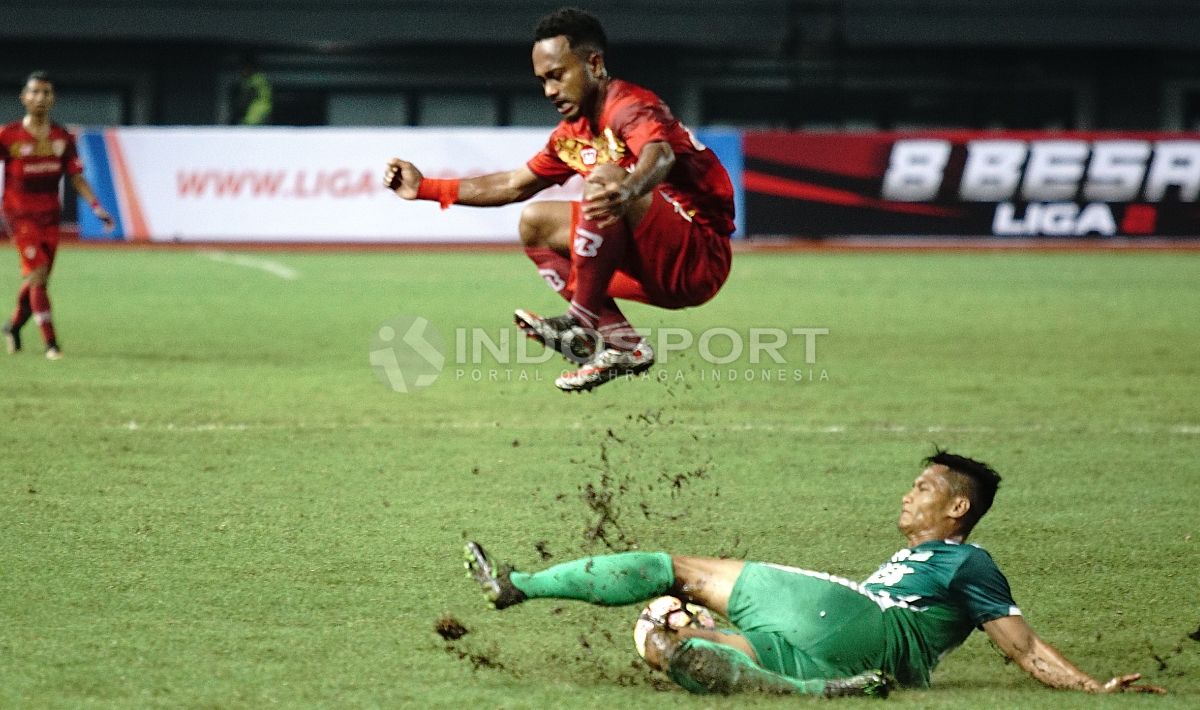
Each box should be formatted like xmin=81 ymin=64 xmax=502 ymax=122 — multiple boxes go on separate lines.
xmin=1 ymin=246 xmax=1198 ymax=708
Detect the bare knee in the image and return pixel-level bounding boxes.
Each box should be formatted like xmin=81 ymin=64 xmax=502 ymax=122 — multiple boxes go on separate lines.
xmin=518 ymin=201 xmax=571 ymax=250
xmin=670 ymin=556 xmax=744 ymax=616
xmin=27 ymin=268 xmax=49 ymax=287
xmin=587 ymin=162 xmax=626 ymax=185
xmin=642 ymin=626 xmax=681 ymax=672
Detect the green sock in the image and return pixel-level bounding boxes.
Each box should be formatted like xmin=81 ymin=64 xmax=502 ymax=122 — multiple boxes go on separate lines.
xmin=509 ymin=552 xmax=673 ymax=606
xmin=667 ymin=638 xmax=827 ymax=696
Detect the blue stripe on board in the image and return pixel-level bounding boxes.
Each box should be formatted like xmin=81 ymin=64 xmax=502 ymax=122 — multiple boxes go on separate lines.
xmin=697 ymin=128 xmax=745 ymax=238
xmin=76 ymin=130 xmax=124 ymax=240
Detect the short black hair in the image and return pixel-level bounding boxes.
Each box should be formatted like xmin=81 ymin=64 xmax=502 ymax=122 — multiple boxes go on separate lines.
xmin=25 ymin=70 xmax=53 ymax=87
xmin=924 ymin=447 xmax=1001 ymax=532
xmin=533 ymin=6 xmax=607 ymax=55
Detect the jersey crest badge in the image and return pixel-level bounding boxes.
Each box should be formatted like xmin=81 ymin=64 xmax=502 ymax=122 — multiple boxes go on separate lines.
xmin=554 ymin=134 xmax=627 ymax=174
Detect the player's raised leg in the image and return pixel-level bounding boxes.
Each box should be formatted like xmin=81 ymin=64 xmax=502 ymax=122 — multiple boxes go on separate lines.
xmin=565 ymin=165 xmax=639 ymax=333
xmin=464 ymin=541 xmax=676 ymax=609
xmin=516 ymin=198 xmax=644 ymax=369
xmin=554 ymin=163 xmax=655 ymax=392
xmin=518 ymin=200 xmax=573 ymax=296
xmin=464 ymin=544 xmax=743 ymax=614
xmin=515 ymin=200 xmax=599 ymax=364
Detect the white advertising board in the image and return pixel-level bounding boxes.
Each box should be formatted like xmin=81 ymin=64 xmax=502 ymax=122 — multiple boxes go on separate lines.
xmin=106 ymin=127 xmax=581 ymax=242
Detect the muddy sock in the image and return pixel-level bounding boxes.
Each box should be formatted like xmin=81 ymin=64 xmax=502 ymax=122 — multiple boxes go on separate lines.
xmin=667 ymin=638 xmax=828 ymax=696
xmin=509 ymin=552 xmax=673 ymax=606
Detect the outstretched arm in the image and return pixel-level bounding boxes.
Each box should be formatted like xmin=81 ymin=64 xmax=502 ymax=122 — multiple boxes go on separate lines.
xmin=983 ymin=615 xmax=1165 ymax=694
xmin=384 ymin=160 xmax=552 ymax=207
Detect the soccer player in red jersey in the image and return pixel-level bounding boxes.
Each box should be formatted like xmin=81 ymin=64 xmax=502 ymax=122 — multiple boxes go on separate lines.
xmin=1 ymin=71 xmax=113 ymax=360
xmin=385 ymin=7 xmax=734 ymax=392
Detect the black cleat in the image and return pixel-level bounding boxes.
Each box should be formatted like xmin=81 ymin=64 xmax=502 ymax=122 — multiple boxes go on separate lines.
xmin=822 ymin=670 xmax=892 ymax=699
xmin=463 ymin=541 xmax=526 ymax=610
xmin=2 ymin=323 xmax=19 ymax=354
xmin=513 ymin=309 xmax=598 ymax=365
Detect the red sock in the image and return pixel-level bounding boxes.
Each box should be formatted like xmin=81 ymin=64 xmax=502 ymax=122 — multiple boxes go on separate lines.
xmin=524 ymin=246 xmax=637 ymax=350
xmin=29 ymin=284 xmax=57 ymax=348
xmin=598 ymin=308 xmax=640 ymax=351
xmin=9 ymin=283 xmax=32 ymax=331
xmin=523 ymin=247 xmax=574 ymax=301
xmin=567 ymin=216 xmax=628 ymax=330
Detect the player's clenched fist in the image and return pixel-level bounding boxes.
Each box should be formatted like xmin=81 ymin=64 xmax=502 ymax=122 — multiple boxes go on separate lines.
xmin=384 ymin=159 xmax=423 ymax=199
xmin=582 ymin=163 xmax=630 ymax=228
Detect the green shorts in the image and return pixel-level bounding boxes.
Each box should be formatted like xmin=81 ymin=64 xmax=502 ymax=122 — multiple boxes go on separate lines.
xmin=727 ymin=562 xmax=889 ymax=679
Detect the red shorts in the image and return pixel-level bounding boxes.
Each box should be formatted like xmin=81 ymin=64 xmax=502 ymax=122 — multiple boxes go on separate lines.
xmin=568 ymin=191 xmax=732 ymax=309
xmin=6 ymin=213 xmax=60 ymax=276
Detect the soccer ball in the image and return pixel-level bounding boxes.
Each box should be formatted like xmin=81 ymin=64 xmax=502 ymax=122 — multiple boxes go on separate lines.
xmin=633 ymin=595 xmax=716 ymax=659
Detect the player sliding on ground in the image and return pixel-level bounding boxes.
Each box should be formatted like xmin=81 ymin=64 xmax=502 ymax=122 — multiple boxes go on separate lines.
xmin=465 ymin=450 xmax=1167 ymax=697
xmin=385 ymin=7 xmax=734 ymax=392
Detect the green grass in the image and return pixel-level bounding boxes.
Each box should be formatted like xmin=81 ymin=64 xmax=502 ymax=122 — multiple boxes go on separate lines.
xmin=1 ymin=246 xmax=1198 ymax=708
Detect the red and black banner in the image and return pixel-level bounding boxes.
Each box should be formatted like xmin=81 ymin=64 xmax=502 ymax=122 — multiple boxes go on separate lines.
xmin=745 ymin=131 xmax=1200 ymax=238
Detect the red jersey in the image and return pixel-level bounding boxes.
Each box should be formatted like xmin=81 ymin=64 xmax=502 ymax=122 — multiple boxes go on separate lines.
xmin=0 ymin=120 xmax=82 ymax=219
xmin=527 ymin=79 xmax=735 ymax=237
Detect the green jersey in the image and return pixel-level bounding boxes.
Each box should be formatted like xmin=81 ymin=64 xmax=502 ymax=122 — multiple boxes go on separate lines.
xmin=862 ymin=539 xmax=1020 ymax=686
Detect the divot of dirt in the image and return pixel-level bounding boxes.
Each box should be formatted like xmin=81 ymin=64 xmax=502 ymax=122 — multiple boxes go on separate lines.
xmin=437 ymin=624 xmax=513 ymax=675
xmin=446 ymin=646 xmax=507 ymax=672
xmin=434 ymin=615 xmax=469 ymax=641
xmin=568 ymin=431 xmax=720 ymax=551
xmin=660 ymin=466 xmax=707 ymax=495
xmin=516 ymin=408 xmax=739 ymax=691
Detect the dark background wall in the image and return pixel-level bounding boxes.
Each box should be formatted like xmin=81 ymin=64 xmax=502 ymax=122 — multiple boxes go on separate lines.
xmin=1 ymin=0 xmax=1197 ymax=129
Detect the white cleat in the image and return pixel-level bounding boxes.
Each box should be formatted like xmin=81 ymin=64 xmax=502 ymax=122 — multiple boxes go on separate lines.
xmin=555 ymin=342 xmax=655 ymax=393
xmin=2 ymin=325 xmax=18 ymax=354
xmin=45 ymin=346 xmax=63 ymax=361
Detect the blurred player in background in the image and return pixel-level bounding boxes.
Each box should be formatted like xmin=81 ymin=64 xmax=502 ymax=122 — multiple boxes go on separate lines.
xmin=386 ymin=7 xmax=734 ymax=392
xmin=465 ymin=450 xmax=1167 ymax=697
xmin=1 ymin=71 xmax=113 ymax=360
xmin=230 ymin=56 xmax=273 ymax=126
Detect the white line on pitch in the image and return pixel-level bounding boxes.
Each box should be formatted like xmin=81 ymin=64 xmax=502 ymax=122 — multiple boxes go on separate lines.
xmin=111 ymin=420 xmax=1200 ymax=435
xmin=203 ymin=251 xmax=299 ymax=280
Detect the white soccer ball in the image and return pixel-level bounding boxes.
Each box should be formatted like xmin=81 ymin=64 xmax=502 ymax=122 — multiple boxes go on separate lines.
xmin=633 ymin=595 xmax=716 ymax=659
